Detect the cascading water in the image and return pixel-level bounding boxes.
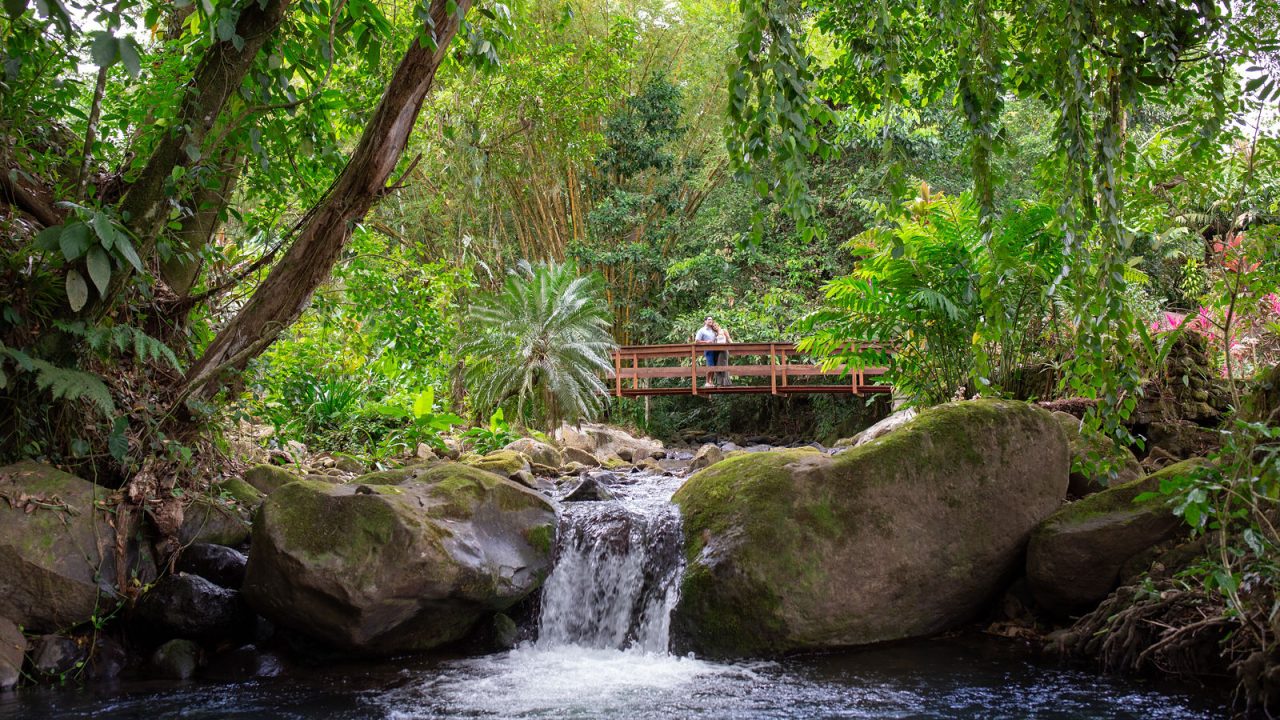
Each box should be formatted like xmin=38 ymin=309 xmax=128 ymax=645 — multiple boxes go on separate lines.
xmin=536 ymin=471 xmax=687 ymax=653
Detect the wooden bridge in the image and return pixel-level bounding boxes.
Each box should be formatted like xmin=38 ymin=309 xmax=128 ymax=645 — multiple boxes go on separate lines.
xmin=608 ymin=342 xmax=890 ymax=397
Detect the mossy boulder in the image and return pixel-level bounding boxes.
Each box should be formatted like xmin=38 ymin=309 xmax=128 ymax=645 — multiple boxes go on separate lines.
xmin=242 ymin=464 xmax=556 ymax=655
xmin=213 ymin=477 xmax=264 ymax=508
xmin=504 ymin=439 xmax=563 ymax=469
xmin=178 ymin=495 xmax=251 ymax=547
xmin=1026 ymin=459 xmax=1205 ymax=616
xmin=0 ymin=461 xmax=154 ymax=632
xmin=1244 ymin=363 xmax=1279 ymax=422
xmin=1051 ymin=411 xmax=1143 ymax=497
xmin=671 ymin=399 xmax=1068 ymax=657
xmin=242 ymin=464 xmax=298 ymax=495
xmin=462 ymin=450 xmax=530 ymax=478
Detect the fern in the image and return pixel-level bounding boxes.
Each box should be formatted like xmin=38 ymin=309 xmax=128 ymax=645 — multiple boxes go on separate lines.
xmin=54 ymin=320 xmax=180 ymax=369
xmin=0 ymin=345 xmax=115 ymax=416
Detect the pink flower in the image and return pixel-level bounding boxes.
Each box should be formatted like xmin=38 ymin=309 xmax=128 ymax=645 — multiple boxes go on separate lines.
xmin=1264 ymin=293 xmax=1280 ymax=316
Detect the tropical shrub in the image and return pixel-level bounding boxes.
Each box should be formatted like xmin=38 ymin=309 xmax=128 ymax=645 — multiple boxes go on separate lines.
xmin=462 ymin=261 xmax=616 ymax=430
xmin=798 ymin=188 xmax=1067 ymax=405
xmin=461 ymin=409 xmax=518 ymax=454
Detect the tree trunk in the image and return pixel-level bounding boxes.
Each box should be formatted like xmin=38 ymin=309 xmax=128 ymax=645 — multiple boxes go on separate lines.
xmin=161 ymin=148 xmax=245 ymax=298
xmin=116 ymin=0 xmax=292 ymax=264
xmin=184 ymin=0 xmax=473 ymax=396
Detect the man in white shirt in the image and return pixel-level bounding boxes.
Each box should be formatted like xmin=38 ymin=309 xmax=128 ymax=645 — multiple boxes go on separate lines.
xmin=694 ymin=317 xmax=718 ymax=387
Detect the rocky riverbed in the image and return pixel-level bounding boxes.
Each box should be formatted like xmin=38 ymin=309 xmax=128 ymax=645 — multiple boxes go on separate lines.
xmin=0 ymin=398 xmax=1239 ymax=713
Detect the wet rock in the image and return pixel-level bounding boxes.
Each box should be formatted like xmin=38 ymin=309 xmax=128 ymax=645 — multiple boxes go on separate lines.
xmin=490 ymin=613 xmax=518 ymax=650
xmin=179 ymin=496 xmax=251 ymax=547
xmin=177 ymin=544 xmax=248 ymax=590
xmin=561 ymin=461 xmax=590 ymax=476
xmin=31 ymin=634 xmax=84 ymax=677
xmin=0 ymin=461 xmax=154 ymax=632
xmin=242 ymin=464 xmax=557 ymax=655
xmin=504 ymin=439 xmax=563 ymax=469
xmin=672 ymin=399 xmax=1068 ymax=657
xmin=133 ymin=574 xmax=253 ymax=643
xmin=1051 ymin=411 xmax=1143 ymax=497
xmin=242 ymin=464 xmax=299 ymax=495
xmin=203 ymin=644 xmax=285 ymax=680
xmin=530 ymin=462 xmax=560 ymax=477
xmin=561 ymin=447 xmax=600 ymax=468
xmin=1026 ymin=459 xmax=1206 ymax=616
xmin=87 ymin=635 xmax=127 ymax=681
xmin=689 ymin=444 xmax=724 ymax=471
xmin=151 ymin=639 xmax=201 ymax=680
xmin=562 ymin=476 xmax=614 ymax=502
xmin=0 ymin=617 xmax=26 ymax=690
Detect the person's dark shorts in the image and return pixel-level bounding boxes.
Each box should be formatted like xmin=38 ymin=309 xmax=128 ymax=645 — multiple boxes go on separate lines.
xmin=704 ymin=351 xmax=717 ymax=366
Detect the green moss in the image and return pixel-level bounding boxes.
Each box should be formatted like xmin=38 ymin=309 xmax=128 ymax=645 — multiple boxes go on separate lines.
xmin=268 ymin=481 xmax=401 ymax=563
xmin=1045 ymin=458 xmax=1208 ymax=529
xmin=462 ymin=450 xmax=527 ymax=477
xmin=243 ymin=464 xmax=298 ymax=495
xmin=213 ymin=477 xmax=264 ymax=507
xmin=525 ymin=523 xmax=556 ymax=556
xmin=354 ymin=468 xmax=413 ymax=485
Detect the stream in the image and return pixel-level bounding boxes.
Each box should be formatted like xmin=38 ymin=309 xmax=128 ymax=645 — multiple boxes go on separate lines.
xmin=0 ymin=471 xmax=1227 ymax=719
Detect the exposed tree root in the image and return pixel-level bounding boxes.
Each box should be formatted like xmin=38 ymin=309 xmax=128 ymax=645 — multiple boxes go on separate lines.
xmin=1055 ymin=581 xmax=1280 ymax=717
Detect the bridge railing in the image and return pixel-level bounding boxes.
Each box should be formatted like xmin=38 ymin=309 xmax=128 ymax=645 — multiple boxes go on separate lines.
xmin=607 ymin=342 xmax=890 ymax=397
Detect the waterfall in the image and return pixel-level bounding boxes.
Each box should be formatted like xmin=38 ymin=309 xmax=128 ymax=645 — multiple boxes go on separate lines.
xmin=536 ymin=472 xmax=686 ymax=654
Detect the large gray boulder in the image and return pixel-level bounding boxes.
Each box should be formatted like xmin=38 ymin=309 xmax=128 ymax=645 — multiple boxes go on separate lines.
xmin=672 ymin=399 xmax=1068 ymax=657
xmin=0 ymin=616 xmax=25 ymax=690
xmin=1026 ymin=459 xmax=1205 ymax=616
xmin=0 ymin=461 xmax=153 ymax=632
xmin=242 ymin=463 xmax=557 ymax=655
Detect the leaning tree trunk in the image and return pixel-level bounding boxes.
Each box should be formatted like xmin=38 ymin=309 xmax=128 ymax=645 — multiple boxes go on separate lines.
xmin=161 ymin=147 xmax=245 ymax=298
xmin=184 ymin=0 xmax=473 ymax=397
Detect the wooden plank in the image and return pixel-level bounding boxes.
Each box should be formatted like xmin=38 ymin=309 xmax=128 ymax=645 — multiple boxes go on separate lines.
xmin=614 ymin=350 xmax=622 ymax=398
xmin=613 ymin=364 xmax=889 ymax=380
xmin=770 ymin=343 xmax=777 ymax=395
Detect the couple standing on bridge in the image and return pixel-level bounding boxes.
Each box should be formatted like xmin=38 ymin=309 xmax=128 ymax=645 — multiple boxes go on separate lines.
xmin=694 ymin=316 xmax=733 ymax=388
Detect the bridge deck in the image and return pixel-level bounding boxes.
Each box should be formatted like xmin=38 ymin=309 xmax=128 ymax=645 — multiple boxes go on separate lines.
xmin=609 ymin=342 xmax=890 ymax=397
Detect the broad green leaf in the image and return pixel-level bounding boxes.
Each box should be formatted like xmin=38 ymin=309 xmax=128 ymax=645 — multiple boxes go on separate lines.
xmin=114 ymin=234 xmax=143 ymax=272
xmin=59 ymin=222 xmax=90 ymax=261
xmin=85 ymin=246 xmax=112 ymax=294
xmin=34 ymin=224 xmax=62 ymax=252
xmin=118 ymin=37 xmax=142 ymax=78
xmin=65 ymin=269 xmax=89 ymax=311
xmin=91 ymin=212 xmax=116 ymax=248
xmin=90 ymin=32 xmax=118 ymax=68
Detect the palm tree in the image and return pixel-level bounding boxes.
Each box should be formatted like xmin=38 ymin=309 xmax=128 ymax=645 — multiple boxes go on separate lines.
xmin=461 ymin=261 xmax=617 ymax=429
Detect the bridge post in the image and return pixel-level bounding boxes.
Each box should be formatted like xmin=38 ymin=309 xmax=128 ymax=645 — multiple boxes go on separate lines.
xmin=614 ymin=350 xmax=622 ymax=398
xmin=690 ymin=344 xmax=697 ymax=396
xmin=770 ymin=343 xmax=778 ymax=395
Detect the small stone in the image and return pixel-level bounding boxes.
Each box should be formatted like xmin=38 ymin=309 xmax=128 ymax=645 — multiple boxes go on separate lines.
xmin=31 ymin=634 xmax=84 ymax=677
xmin=151 ymin=639 xmax=201 ymax=680
xmin=491 ymin=613 xmax=518 ymax=650
xmin=415 ymin=444 xmax=439 ymax=462
xmin=176 ymin=544 xmax=248 ymax=590
xmin=87 ymin=636 xmax=127 ymax=681
xmin=562 ymin=476 xmax=613 ymax=502
xmin=690 ymin=443 xmax=724 ymax=471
